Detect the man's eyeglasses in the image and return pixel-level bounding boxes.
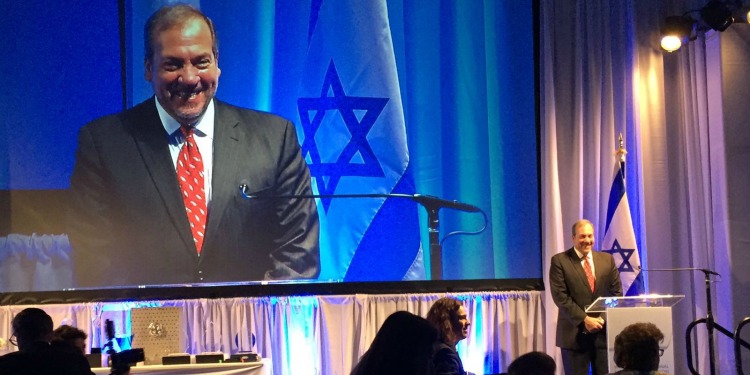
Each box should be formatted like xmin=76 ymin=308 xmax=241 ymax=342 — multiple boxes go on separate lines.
xmin=658 ymin=348 xmax=665 ymax=357
xmin=8 ymin=334 xmax=17 ymax=347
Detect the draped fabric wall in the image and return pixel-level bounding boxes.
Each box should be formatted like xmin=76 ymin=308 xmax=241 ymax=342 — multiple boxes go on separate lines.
xmin=540 ymin=1 xmax=642 ymax=370
xmin=0 ymin=234 xmax=71 ymax=291
xmin=0 ymin=292 xmax=543 ymax=375
xmin=391 ymin=1 xmax=539 ymax=279
xmin=541 ymin=0 xmax=741 ymax=374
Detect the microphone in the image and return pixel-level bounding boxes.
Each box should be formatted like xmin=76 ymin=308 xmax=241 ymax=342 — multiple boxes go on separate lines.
xmin=104 ymin=319 xmax=116 ymax=355
xmin=237 ymin=183 xmax=482 ymax=213
xmin=105 ymin=319 xmax=116 ymax=341
xmin=639 ymin=266 xmax=720 ymax=276
xmin=239 ymin=179 xmax=250 ymax=197
xmin=410 ymin=194 xmax=481 ymax=213
xmin=237 ymin=180 xmax=486 ymax=280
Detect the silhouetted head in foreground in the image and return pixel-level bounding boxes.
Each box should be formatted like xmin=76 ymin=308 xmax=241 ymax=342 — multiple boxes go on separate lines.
xmin=507 ymin=351 xmax=556 ymax=375
xmin=350 ymin=310 xmax=438 ymax=375
xmin=614 ymin=322 xmax=664 ymax=371
xmin=11 ymin=308 xmax=53 ymax=351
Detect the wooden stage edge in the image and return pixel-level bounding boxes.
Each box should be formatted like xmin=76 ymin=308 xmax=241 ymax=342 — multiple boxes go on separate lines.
xmin=0 ymin=278 xmax=544 ymax=305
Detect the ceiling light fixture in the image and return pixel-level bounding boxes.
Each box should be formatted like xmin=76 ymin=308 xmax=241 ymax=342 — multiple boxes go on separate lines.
xmin=700 ymin=0 xmax=735 ymax=31
xmin=660 ymin=0 xmax=745 ymax=52
xmin=660 ymin=16 xmax=696 ymax=52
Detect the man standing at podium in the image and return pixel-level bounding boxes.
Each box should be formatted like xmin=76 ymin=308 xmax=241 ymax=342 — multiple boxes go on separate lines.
xmin=549 ymin=219 xmax=622 ymax=375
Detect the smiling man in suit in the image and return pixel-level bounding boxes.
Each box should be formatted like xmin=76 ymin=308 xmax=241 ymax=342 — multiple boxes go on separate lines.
xmin=67 ymin=4 xmax=319 ymax=288
xmin=549 ymin=219 xmax=622 ymax=375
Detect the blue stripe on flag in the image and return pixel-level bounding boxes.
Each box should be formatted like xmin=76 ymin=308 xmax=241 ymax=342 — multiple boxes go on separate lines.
xmin=307 ymin=0 xmax=323 ymax=43
xmin=605 ymin=162 xmax=625 ymax=234
xmin=626 ymin=272 xmax=644 ymax=296
xmin=344 ymin=167 xmax=421 ymax=281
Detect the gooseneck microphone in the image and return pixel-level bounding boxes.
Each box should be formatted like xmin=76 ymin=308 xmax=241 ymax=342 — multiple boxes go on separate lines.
xmin=638 ymin=266 xmax=720 ymax=276
xmin=237 ymin=180 xmax=485 ymax=280
xmin=237 ymin=182 xmax=482 ymax=213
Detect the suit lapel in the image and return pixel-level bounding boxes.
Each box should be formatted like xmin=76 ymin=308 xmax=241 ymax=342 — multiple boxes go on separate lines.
xmin=202 ymin=102 xmax=242 ymax=252
xmin=592 ymin=251 xmax=608 ymax=294
xmin=129 ymin=99 xmax=196 ymax=255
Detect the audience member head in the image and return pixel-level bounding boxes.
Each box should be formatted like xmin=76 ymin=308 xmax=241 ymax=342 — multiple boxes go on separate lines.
xmin=350 ymin=311 xmax=438 ymax=375
xmin=507 ymin=351 xmax=556 ymax=375
xmin=426 ymin=297 xmax=470 ymax=347
xmin=51 ymin=325 xmax=88 ymax=354
xmin=11 ymin=308 xmax=53 ymax=351
xmin=614 ymin=322 xmax=664 ymax=371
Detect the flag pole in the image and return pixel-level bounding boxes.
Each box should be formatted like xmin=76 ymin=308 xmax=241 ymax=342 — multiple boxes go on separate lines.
xmin=616 ymin=133 xmax=627 ymax=178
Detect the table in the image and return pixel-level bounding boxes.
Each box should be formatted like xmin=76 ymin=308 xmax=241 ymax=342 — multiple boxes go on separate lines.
xmin=91 ymin=359 xmax=270 ymax=375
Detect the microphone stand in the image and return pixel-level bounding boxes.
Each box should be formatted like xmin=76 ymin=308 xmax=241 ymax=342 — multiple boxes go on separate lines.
xmin=686 ymin=268 xmax=721 ymax=375
xmin=238 ymin=188 xmax=482 ymax=280
xmin=422 ymin=199 xmax=442 ymax=280
xmin=645 ymin=267 xmax=750 ymax=374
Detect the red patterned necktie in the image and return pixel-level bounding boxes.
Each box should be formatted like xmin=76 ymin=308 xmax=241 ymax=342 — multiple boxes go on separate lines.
xmin=176 ymin=126 xmax=206 ymax=254
xmin=582 ymin=256 xmax=595 ymax=292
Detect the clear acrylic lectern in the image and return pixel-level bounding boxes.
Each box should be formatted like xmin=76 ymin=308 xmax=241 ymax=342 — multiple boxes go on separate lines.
xmin=586 ymin=294 xmax=684 ymax=374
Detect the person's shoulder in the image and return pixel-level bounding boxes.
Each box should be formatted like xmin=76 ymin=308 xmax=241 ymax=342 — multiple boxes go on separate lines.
xmin=551 ymin=248 xmax=575 ymax=260
xmin=0 ymin=350 xmax=26 ymax=364
xmin=433 ymin=341 xmax=452 ymax=351
xmin=215 ymin=100 xmax=291 ymax=128
xmin=594 ymin=250 xmax=615 ymax=261
xmin=432 ymin=343 xmax=463 ymax=374
xmin=0 ymin=350 xmax=37 ymax=373
xmin=0 ymin=350 xmax=23 ymax=359
xmin=80 ymin=98 xmax=156 ymax=132
xmin=51 ymin=341 xmax=84 ymax=356
xmin=432 ymin=342 xmax=457 ymax=358
xmin=47 ymin=344 xmax=93 ymax=375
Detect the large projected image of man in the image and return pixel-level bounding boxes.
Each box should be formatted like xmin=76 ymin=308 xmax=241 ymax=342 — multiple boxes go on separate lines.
xmin=67 ymin=5 xmax=319 ymax=288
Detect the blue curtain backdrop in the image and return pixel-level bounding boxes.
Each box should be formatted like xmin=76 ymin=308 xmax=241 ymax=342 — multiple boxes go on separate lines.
xmin=0 ymin=0 xmax=540 ymax=282
xmin=0 ymin=0 xmax=123 ymax=190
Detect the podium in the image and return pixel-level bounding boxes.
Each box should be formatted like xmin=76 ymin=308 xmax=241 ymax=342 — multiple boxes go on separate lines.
xmin=586 ymin=295 xmax=683 ymax=374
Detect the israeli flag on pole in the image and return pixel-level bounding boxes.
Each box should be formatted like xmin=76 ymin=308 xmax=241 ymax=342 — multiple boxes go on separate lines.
xmin=296 ymin=0 xmax=423 ymax=281
xmin=602 ymin=138 xmax=644 ymax=295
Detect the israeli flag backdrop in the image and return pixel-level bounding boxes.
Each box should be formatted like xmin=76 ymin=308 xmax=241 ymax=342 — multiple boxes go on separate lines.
xmin=296 ymin=0 xmax=423 ymax=282
xmin=602 ymin=146 xmax=644 ymax=296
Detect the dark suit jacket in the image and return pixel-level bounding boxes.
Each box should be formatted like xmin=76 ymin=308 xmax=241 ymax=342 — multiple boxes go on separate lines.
xmin=0 ymin=341 xmax=94 ymax=375
xmin=549 ymin=247 xmax=622 ymax=350
xmin=432 ymin=342 xmax=465 ymax=375
xmin=67 ymin=98 xmax=319 ymax=287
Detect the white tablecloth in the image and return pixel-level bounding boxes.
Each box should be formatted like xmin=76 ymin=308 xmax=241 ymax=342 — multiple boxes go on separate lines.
xmin=91 ymin=359 xmax=270 ymax=375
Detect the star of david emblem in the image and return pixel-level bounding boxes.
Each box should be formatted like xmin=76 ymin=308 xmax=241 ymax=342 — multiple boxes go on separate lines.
xmin=297 ymin=59 xmax=388 ymax=212
xmin=602 ymin=239 xmax=636 ymax=273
